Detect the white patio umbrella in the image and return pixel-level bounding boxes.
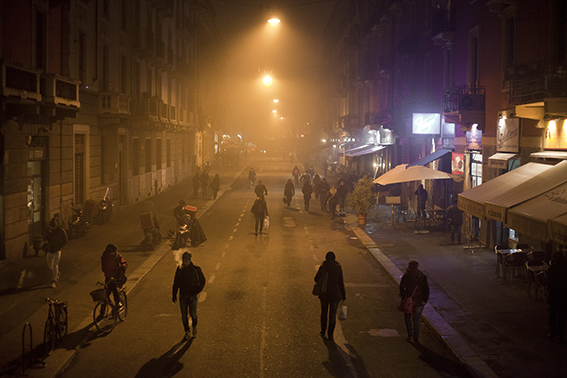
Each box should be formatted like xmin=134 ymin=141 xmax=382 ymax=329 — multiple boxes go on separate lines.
xmin=373 ymin=164 xmax=408 ymax=185
xmin=374 ymin=165 xmax=455 ymax=185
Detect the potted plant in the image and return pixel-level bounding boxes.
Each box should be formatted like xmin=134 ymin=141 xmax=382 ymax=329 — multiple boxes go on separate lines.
xmin=347 ymin=176 xmax=375 ymax=225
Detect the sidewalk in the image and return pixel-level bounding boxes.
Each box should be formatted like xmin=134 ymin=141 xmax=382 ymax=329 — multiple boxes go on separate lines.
xmin=343 ymin=204 xmax=567 ymax=378
xmin=0 ymin=163 xmax=248 ymax=378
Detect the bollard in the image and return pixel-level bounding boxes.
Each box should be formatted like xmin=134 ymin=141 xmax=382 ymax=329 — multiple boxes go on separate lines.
xmin=22 ymin=322 xmax=33 ymax=375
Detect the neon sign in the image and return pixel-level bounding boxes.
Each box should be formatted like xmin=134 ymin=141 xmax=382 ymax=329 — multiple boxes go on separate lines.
xmin=412 ymin=113 xmax=440 ymax=134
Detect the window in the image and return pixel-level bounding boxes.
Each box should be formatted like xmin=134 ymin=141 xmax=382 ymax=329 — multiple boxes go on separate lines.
xmin=132 ymin=138 xmax=140 ymax=176
xmin=121 ymin=55 xmax=127 ymax=94
xmin=167 ymin=140 xmax=171 ymax=167
xmin=470 ymin=152 xmax=483 ymax=188
xmin=147 ymin=68 xmax=152 ymax=95
xmin=102 ymin=45 xmax=109 ymax=91
xmin=469 ymin=28 xmax=479 ymax=85
xmin=502 ymin=16 xmax=515 ymax=83
xmin=156 ymin=139 xmax=162 ymax=170
xmin=145 ymin=139 xmax=152 ymax=173
xmin=78 ymin=32 xmax=87 ymax=82
xmin=121 ymin=0 xmax=127 ymax=30
xmin=35 ymin=11 xmax=47 ymax=70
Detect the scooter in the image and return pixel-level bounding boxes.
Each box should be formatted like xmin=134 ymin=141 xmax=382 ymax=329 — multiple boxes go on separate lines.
xmin=68 ymin=202 xmax=92 ymax=239
xmin=94 ymin=187 xmax=114 ymax=225
xmin=140 ymin=212 xmax=162 ymax=251
xmin=171 ymin=214 xmax=192 ymax=250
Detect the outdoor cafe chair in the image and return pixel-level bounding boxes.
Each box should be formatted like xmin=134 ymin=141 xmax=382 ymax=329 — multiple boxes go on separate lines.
xmin=526 ymin=260 xmax=549 ymax=299
xmin=527 ymin=250 xmax=546 ymax=263
xmin=515 ymin=243 xmax=532 ymax=250
xmin=504 ymin=251 xmax=528 ymax=280
xmin=495 ymin=244 xmax=510 ymax=278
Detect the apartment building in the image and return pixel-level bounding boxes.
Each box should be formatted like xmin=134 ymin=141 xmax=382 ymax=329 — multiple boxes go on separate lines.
xmin=0 ymin=0 xmax=225 ymax=260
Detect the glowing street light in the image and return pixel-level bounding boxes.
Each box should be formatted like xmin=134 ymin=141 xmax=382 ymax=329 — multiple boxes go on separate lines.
xmin=272 ymin=110 xmax=277 ymax=114
xmin=273 ymin=99 xmax=279 ymax=103
xmin=267 ymin=18 xmax=281 ymax=27
xmin=261 ymin=75 xmax=274 ymax=87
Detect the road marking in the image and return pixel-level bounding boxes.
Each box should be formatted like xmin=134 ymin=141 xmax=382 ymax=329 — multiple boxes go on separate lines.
xmin=225 ymin=244 xmax=230 ymax=249
xmin=229 ymin=236 xmax=233 ymax=241
xmin=221 ymin=251 xmax=226 ymax=258
xmin=215 ymin=263 xmax=221 ymax=270
xmin=17 ymin=270 xmax=26 ymax=289
xmin=209 ymin=274 xmax=216 ymax=283
xmin=238 ymin=218 xmax=242 ymax=222
xmin=235 ymin=222 xmax=240 ymax=226
xmin=310 ymin=245 xmax=314 ymax=250
xmin=198 ymin=292 xmax=207 ymax=302
xmin=233 ymin=228 xmax=237 ymax=233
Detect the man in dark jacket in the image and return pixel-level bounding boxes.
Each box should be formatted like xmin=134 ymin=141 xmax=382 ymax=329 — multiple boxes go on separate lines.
xmin=173 ymin=252 xmax=206 ymax=340
xmin=192 ymin=172 xmax=200 ymax=198
xmin=547 ymin=251 xmax=567 ymax=341
xmin=43 ymin=218 xmax=68 ymax=288
xmin=415 ymin=184 xmax=428 ymax=218
xmin=446 ymin=199 xmax=464 ymax=244
xmin=255 ymin=180 xmax=268 ymax=197
xmin=302 ymin=180 xmax=313 ymax=211
xmin=200 ymin=170 xmax=209 ymax=199
xmin=314 ymin=251 xmax=346 ymax=341
xmin=251 ymin=195 xmax=268 ymax=235
xmin=399 ymin=260 xmax=430 ymax=343
xmin=337 ymin=181 xmax=348 ymax=213
xmin=319 ymin=178 xmax=330 ymax=211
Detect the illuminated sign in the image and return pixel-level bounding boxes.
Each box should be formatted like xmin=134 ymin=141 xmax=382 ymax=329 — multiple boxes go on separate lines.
xmin=412 ymin=113 xmax=440 ymax=134
xmin=497 ymin=118 xmax=519 ymax=152
xmin=452 ymin=152 xmax=464 ymax=175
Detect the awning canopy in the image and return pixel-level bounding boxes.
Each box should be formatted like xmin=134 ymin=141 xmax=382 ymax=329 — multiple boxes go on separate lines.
xmin=346 ymin=145 xmax=385 ymax=157
xmin=549 ymin=213 xmax=567 ymax=245
xmin=458 ymin=162 xmax=553 ymax=218
xmin=530 ymin=151 xmax=567 ymax=160
xmin=373 ymin=165 xmax=454 ymax=185
xmin=506 ymin=181 xmax=567 ymax=241
xmin=408 ymin=149 xmax=453 ymax=167
xmin=373 ymin=164 xmax=408 ymax=185
xmin=488 ymin=152 xmax=517 ymax=169
xmin=341 ymin=144 xmax=374 ymax=155
xmin=485 ymin=160 xmax=567 ymax=222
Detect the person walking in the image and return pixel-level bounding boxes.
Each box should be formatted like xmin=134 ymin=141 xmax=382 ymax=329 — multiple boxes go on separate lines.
xmin=210 ymin=173 xmax=220 ymax=199
xmin=249 ymin=168 xmax=256 ymax=189
xmin=43 ymin=218 xmax=68 ymax=288
xmin=415 ymin=184 xmax=428 ymax=219
xmin=200 ymin=170 xmax=209 ymax=199
xmin=255 ymin=180 xmax=268 ymax=197
xmin=192 ymin=172 xmax=200 ymax=198
xmin=446 ymin=199 xmax=463 ymax=244
xmin=547 ymin=251 xmax=567 ymax=341
xmin=292 ymin=165 xmax=300 ymax=184
xmin=320 ymin=178 xmax=330 ymax=211
xmin=314 ymin=251 xmax=346 ymax=341
xmin=313 ymin=174 xmax=322 ymax=200
xmin=251 ymin=195 xmax=268 ymax=235
xmin=101 ymin=244 xmax=128 ymax=307
xmin=399 ymin=260 xmax=430 ymax=344
xmin=172 ymin=252 xmax=206 ymax=340
xmin=284 ymin=179 xmax=295 ymax=208
xmin=328 ymin=187 xmax=339 ymax=219
xmin=302 ymin=179 xmax=313 ymax=211
xmin=337 ymin=181 xmax=348 ymax=213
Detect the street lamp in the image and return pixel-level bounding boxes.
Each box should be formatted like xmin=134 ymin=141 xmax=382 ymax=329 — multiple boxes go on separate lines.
xmin=267 ymin=18 xmax=281 ymax=27
xmin=262 ymin=75 xmax=274 ymax=87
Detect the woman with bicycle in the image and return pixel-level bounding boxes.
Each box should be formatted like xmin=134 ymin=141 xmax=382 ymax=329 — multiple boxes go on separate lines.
xmin=101 ymin=244 xmax=128 ymax=309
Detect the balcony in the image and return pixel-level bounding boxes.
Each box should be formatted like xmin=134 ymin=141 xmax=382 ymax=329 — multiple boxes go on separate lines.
xmin=98 ymin=92 xmax=129 ymax=116
xmin=133 ymin=27 xmax=155 ymax=58
xmin=160 ymin=102 xmax=169 ymax=123
xmin=41 ymin=74 xmax=80 ymax=108
xmin=169 ymin=105 xmax=177 ymax=125
xmin=1 ymin=60 xmax=42 ymax=102
xmin=511 ymin=66 xmax=567 ymax=105
xmin=364 ymin=112 xmax=381 ymax=126
xmin=443 ymin=85 xmax=485 ymax=113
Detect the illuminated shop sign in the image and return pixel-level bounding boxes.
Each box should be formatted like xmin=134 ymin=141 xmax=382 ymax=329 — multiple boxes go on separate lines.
xmin=452 ymin=152 xmax=464 ymax=175
xmin=412 ymin=113 xmax=440 ymax=134
xmin=497 ymin=118 xmax=519 ymax=152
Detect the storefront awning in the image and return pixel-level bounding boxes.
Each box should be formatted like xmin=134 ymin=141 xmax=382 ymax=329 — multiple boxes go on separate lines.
xmin=485 ymin=160 xmax=567 ymax=222
xmin=549 ymin=213 xmax=567 ymax=245
xmin=530 ymin=151 xmax=567 ymax=160
xmin=506 ymin=181 xmax=567 ymax=241
xmin=408 ymin=149 xmax=452 ymax=167
xmin=458 ymin=162 xmax=553 ymax=218
xmin=488 ymin=152 xmax=517 ymax=169
xmin=346 ymin=145 xmax=385 ymax=157
xmin=341 ymin=144 xmax=374 ymax=155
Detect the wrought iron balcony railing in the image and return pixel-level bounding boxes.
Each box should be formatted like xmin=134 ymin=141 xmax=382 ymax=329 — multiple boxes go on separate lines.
xmin=443 ymin=85 xmax=486 ymax=113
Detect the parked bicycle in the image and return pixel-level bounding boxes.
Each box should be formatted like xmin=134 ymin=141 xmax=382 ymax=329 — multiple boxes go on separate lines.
xmin=91 ymin=278 xmax=127 ymax=334
xmin=43 ymin=297 xmax=68 ymax=355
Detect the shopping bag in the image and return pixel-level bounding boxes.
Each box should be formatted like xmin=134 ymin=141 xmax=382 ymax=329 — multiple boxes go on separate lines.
xmin=339 ymin=304 xmax=347 ymax=320
xmin=397 ymin=297 xmax=413 ymax=314
xmin=264 ymin=216 xmax=270 ymax=231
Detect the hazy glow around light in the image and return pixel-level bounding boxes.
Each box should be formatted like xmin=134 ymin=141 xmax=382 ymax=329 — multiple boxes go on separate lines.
xmin=262 ymin=75 xmax=274 ymax=87
xmin=322 ymin=139 xmax=326 ymax=143
xmin=273 ymin=99 xmax=279 ymax=103
xmin=268 ymin=18 xmax=281 ymax=27
xmin=272 ymin=109 xmax=277 ymax=113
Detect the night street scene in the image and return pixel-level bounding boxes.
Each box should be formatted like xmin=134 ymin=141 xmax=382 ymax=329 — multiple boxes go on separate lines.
xmin=1 ymin=0 xmax=567 ymax=377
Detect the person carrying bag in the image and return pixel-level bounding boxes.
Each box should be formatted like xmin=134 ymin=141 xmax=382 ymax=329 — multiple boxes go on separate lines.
xmin=399 ymin=260 xmax=429 ymax=344
xmin=314 ymin=251 xmax=346 ymax=341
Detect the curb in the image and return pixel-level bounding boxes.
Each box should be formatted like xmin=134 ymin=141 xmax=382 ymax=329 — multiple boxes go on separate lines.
xmin=343 ymin=215 xmax=498 ymax=378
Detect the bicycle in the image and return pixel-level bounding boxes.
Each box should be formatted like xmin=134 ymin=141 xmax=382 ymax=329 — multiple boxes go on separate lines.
xmin=43 ymin=298 xmax=68 ymax=355
xmin=91 ymin=278 xmax=127 ymax=334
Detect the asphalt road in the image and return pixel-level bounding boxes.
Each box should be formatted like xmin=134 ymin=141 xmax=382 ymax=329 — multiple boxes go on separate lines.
xmin=55 ymin=156 xmax=468 ymax=378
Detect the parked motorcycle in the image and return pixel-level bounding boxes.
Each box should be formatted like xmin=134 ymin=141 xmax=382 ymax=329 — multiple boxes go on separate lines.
xmin=94 ymin=187 xmax=114 ymax=225
xmin=171 ymin=214 xmax=192 ymax=250
xmin=140 ymin=212 xmax=162 ymax=251
xmin=68 ymin=201 xmax=93 ymax=239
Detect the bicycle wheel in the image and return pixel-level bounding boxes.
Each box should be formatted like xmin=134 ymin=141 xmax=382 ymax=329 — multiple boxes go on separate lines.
xmin=117 ymin=291 xmax=128 ymax=322
xmin=56 ymin=305 xmax=68 ymax=338
xmin=93 ymin=301 xmax=116 ymax=334
xmin=44 ymin=319 xmax=56 ymax=355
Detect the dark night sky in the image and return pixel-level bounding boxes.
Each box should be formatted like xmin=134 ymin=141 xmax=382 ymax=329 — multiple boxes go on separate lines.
xmin=210 ymin=0 xmax=337 ymax=144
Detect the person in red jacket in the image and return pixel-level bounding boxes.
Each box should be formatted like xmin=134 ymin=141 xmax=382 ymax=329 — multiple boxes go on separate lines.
xmin=101 ymin=244 xmax=128 ymax=307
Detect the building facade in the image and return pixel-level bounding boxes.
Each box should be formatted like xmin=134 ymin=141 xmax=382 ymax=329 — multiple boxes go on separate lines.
xmin=0 ymin=0 xmax=225 ymax=260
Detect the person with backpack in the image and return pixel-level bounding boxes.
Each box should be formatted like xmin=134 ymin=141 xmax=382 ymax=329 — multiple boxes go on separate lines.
xmin=43 ymin=218 xmax=68 ymax=288
xmin=399 ymin=260 xmax=430 ymax=344
xmin=314 ymin=251 xmax=346 ymax=341
xmin=172 ymin=252 xmax=206 ymax=340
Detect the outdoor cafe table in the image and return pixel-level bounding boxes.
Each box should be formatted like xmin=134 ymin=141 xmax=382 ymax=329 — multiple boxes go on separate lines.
xmin=495 ymin=248 xmax=533 ymax=279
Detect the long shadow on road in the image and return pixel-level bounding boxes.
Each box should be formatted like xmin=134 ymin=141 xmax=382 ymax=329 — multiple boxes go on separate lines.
xmin=135 ymin=339 xmax=193 ymax=378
